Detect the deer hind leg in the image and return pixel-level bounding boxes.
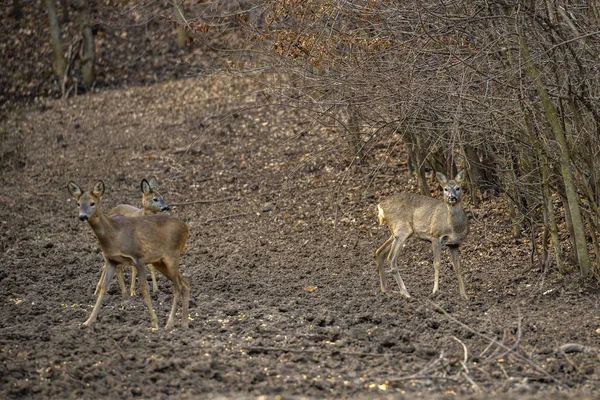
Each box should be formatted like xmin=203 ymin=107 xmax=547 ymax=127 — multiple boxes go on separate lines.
xmin=134 ymin=260 xmax=159 ymax=329
xmin=85 ymin=261 xmax=116 ymax=326
xmin=180 ymin=275 xmax=190 ymax=328
xmin=449 ymin=245 xmax=468 ymax=299
xmin=431 ymin=239 xmax=442 ymax=295
xmin=149 ymin=265 xmax=159 ymax=293
xmin=95 ymin=264 xmax=127 ymax=297
xmin=388 ymin=227 xmax=412 ymax=298
xmin=153 ymin=259 xmax=182 ymax=329
xmin=130 ymin=266 xmax=137 ymax=296
xmin=375 ymin=235 xmax=394 ymax=295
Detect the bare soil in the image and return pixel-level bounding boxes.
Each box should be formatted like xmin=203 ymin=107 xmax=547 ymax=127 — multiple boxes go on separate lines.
xmin=1 ymin=71 xmax=600 ymax=399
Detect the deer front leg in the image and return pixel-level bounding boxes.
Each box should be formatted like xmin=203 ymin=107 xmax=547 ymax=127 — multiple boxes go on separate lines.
xmin=449 ymin=245 xmax=468 ymax=299
xmin=134 ymin=260 xmax=159 ymax=329
xmin=375 ymin=236 xmax=394 ymax=295
xmin=84 ymin=261 xmax=116 ymax=326
xmin=95 ymin=264 xmax=126 ymax=297
xmin=431 ymin=239 xmax=442 ymax=295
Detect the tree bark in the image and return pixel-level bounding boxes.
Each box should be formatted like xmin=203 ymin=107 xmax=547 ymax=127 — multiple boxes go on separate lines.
xmin=519 ymin=33 xmax=590 ymax=276
xmin=45 ymin=0 xmax=66 ymax=80
xmin=74 ymin=0 xmax=95 ymax=88
xmin=174 ymin=0 xmax=189 ymax=48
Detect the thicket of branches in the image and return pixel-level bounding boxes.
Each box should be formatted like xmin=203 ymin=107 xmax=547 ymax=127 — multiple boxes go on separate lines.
xmin=35 ymin=0 xmax=600 ymax=279
xmin=219 ymin=0 xmax=600 ymax=280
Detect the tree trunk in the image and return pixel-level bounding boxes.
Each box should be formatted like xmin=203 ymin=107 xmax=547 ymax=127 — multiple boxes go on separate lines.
xmin=407 ymin=132 xmax=429 ymax=196
xmin=541 ymin=154 xmax=564 ymax=273
xmin=74 ymin=0 xmax=95 ymax=88
xmin=174 ymin=0 xmax=189 ymax=48
xmin=12 ymin=0 xmax=23 ymax=20
xmin=519 ymin=33 xmax=590 ymax=276
xmin=347 ymin=103 xmax=364 ymax=160
xmin=45 ymin=0 xmax=66 ymax=80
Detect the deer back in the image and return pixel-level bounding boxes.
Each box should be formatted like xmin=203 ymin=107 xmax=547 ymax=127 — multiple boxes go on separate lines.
xmin=108 ymin=204 xmax=144 ymax=217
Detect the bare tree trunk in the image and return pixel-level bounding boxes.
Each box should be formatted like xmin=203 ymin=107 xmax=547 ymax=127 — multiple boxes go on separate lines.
xmin=541 ymin=155 xmax=564 ymax=273
xmin=45 ymin=0 xmax=66 ymax=80
xmin=347 ymin=103 xmax=363 ymax=161
xmin=406 ymin=132 xmax=429 ymax=196
xmin=519 ymin=34 xmax=590 ymax=276
xmin=12 ymin=0 xmax=22 ymax=20
xmin=174 ymin=0 xmax=190 ymax=48
xmin=74 ymin=0 xmax=95 ymax=88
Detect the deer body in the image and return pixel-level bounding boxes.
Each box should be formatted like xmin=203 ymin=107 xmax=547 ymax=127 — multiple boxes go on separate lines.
xmin=68 ymin=181 xmax=190 ymax=329
xmin=375 ymin=171 xmax=469 ymax=299
xmin=98 ymin=177 xmax=169 ymax=296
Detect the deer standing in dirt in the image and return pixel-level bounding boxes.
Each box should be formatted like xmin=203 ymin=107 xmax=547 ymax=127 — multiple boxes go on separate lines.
xmin=375 ymin=170 xmax=469 ymax=299
xmin=68 ymin=180 xmax=190 ymax=329
xmin=95 ymin=177 xmax=169 ymax=297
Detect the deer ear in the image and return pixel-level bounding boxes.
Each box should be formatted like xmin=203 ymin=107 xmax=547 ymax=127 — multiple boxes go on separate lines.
xmin=92 ymin=181 xmax=105 ymax=198
xmin=67 ymin=181 xmax=83 ymax=200
xmin=141 ymin=179 xmax=151 ymax=195
xmin=436 ymin=172 xmax=448 ymax=186
xmin=148 ymin=176 xmax=159 ymax=189
xmin=455 ymin=170 xmax=466 ymax=184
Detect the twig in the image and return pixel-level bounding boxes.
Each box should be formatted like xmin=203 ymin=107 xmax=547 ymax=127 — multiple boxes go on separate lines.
xmin=559 ymin=343 xmax=597 ymax=354
xmin=452 ymin=336 xmax=469 ymax=374
xmin=482 ymin=308 xmax=523 ymax=365
xmin=170 ymin=196 xmax=237 ymax=206
xmin=388 ymin=352 xmax=445 ymax=382
xmin=388 ymin=375 xmax=459 ymax=383
xmin=204 ymin=213 xmax=249 ymax=224
xmin=241 ymin=346 xmax=402 ymax=357
xmin=424 ymin=299 xmax=566 ymax=388
xmin=461 ymin=371 xmax=482 ymax=392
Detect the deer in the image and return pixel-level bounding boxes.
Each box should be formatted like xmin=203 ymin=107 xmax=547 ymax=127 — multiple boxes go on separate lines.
xmin=95 ymin=177 xmax=169 ymax=297
xmin=67 ymin=180 xmax=190 ymax=329
xmin=375 ymin=170 xmax=469 ymax=299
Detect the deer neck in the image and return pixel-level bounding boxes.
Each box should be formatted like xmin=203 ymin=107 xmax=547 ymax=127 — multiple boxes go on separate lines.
xmin=87 ymin=210 xmax=116 ymax=247
xmin=446 ymin=202 xmax=466 ymax=229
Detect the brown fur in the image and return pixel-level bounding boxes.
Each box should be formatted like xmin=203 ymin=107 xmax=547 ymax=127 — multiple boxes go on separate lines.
xmin=375 ymin=171 xmax=469 ymax=299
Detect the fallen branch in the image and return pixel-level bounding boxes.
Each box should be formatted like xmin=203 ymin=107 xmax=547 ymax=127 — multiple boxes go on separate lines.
xmin=559 ymin=343 xmax=597 ymax=354
xmin=387 ymin=352 xmax=445 ymax=382
xmin=204 ymin=212 xmax=249 ymax=224
xmin=170 ymin=196 xmax=237 ymax=206
xmin=388 ymin=375 xmax=459 ymax=383
xmin=424 ymin=299 xmax=566 ymax=389
xmin=241 ymin=345 xmax=402 ymax=357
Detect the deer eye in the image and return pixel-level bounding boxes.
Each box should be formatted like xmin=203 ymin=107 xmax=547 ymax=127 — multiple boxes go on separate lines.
xmin=444 ymin=188 xmax=448 ymax=192
xmin=90 ymin=202 xmax=95 ymax=206
xmin=153 ymin=198 xmax=159 ymax=202
xmin=77 ymin=202 xmax=80 ymax=206
xmin=456 ymin=188 xmax=460 ymax=191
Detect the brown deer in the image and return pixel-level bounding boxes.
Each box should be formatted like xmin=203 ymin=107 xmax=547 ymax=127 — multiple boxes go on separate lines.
xmin=67 ymin=180 xmax=190 ymax=329
xmin=375 ymin=170 xmax=469 ymax=299
xmin=95 ymin=177 xmax=169 ymax=297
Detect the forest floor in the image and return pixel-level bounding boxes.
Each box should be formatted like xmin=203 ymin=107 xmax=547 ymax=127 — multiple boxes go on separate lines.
xmin=1 ymin=71 xmax=600 ymax=399
xmin=2 ymin=1 xmax=600 ymax=399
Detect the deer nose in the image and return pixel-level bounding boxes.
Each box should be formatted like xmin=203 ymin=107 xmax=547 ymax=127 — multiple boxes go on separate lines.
xmin=79 ymin=214 xmax=89 ymax=221
xmin=449 ymin=196 xmax=457 ymax=203
xmin=162 ymin=206 xmax=170 ymax=212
